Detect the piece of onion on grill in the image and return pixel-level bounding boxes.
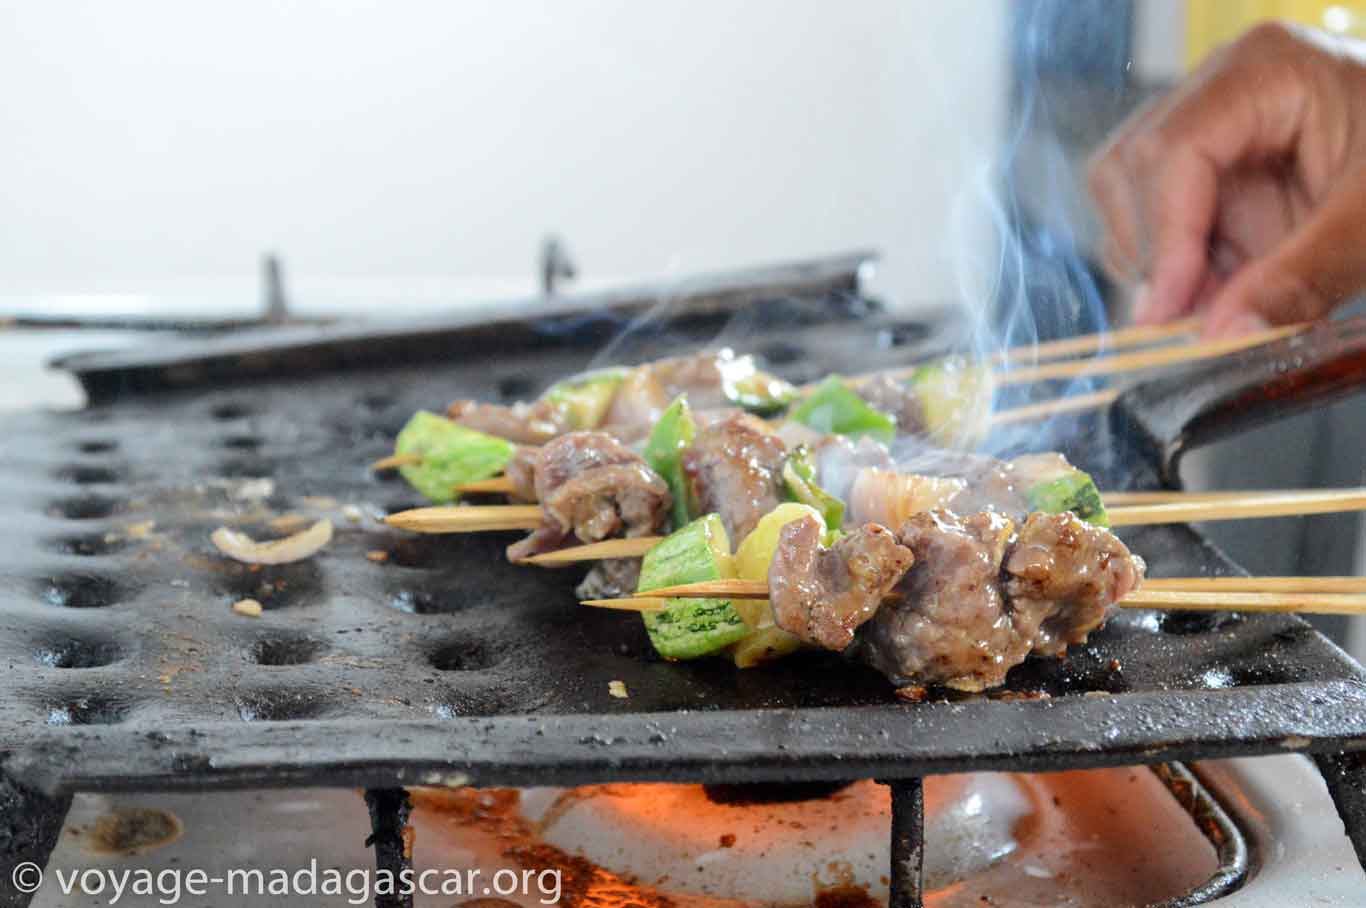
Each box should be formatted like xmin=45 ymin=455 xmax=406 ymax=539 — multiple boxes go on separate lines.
xmin=848 ymin=468 xmax=966 ymax=528
xmin=211 ymin=519 xmax=334 ymax=565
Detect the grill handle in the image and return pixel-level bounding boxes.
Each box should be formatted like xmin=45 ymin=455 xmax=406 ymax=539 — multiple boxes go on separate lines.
xmin=1116 ymin=315 xmax=1366 ymax=482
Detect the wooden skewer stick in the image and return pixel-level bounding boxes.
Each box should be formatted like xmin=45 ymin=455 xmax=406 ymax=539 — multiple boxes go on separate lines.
xmin=611 ymin=575 xmax=1366 ymax=601
xmin=475 ymin=486 xmax=1262 ymax=521
xmin=1106 ymin=489 xmax=1366 ymax=526
xmin=1121 ymin=590 xmax=1366 ymax=615
xmin=523 ymin=537 xmax=662 ymax=564
xmin=474 ymin=468 xmax=1178 ymax=503
xmin=582 ymin=596 xmax=668 ymax=612
xmin=370 ymin=452 xmax=424 ymax=471
xmin=384 ymin=505 xmax=542 ymax=533
xmin=462 ymin=476 xmax=1325 ymax=513
xmin=989 ymin=388 xmax=1121 ymax=426
xmin=628 ymin=578 xmax=768 ymax=599
xmin=1102 ymin=489 xmax=1321 ymax=507
xmin=1141 ymin=576 xmax=1366 ymax=593
xmin=585 ymin=578 xmax=1366 ymax=616
xmin=456 ymin=476 xmax=518 ymax=495
xmin=993 ymin=323 xmax=1304 ymax=386
xmin=385 ymin=488 xmax=1366 ymax=537
xmin=993 ymin=317 xmax=1200 ymax=367
xmin=846 ymin=320 xmax=1203 ymax=390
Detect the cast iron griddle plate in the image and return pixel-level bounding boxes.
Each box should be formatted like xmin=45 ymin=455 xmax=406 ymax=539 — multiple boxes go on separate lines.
xmin=3 ymin=319 xmax=1366 ymax=796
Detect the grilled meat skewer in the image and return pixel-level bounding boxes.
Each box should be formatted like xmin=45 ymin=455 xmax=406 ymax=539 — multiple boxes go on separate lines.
xmin=763 ymin=509 xmax=1144 ymax=690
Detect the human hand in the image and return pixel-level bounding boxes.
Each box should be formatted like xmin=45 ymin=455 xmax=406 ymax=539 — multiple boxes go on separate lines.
xmin=1088 ymin=22 xmax=1366 ymax=338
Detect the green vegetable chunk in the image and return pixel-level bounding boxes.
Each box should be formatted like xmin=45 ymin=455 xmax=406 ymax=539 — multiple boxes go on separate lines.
xmin=908 ymin=356 xmax=994 ymax=448
xmin=1026 ymin=471 xmax=1109 ymax=527
xmin=638 ymin=514 xmax=749 ymax=660
xmin=540 ymin=367 xmax=628 ymax=429
xmin=787 ymin=376 xmax=896 ymax=443
xmin=643 ymin=395 xmax=697 ymax=529
xmin=394 ymin=411 xmax=516 ymax=504
xmin=782 ymin=446 xmax=846 ymax=532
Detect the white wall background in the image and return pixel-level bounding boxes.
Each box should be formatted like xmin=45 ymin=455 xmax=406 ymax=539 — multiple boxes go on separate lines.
xmin=0 ymin=0 xmax=1007 ymax=318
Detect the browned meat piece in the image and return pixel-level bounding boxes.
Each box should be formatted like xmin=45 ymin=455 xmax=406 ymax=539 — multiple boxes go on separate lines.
xmin=507 ymin=432 xmax=671 ymax=562
xmin=1005 ymin=511 xmax=1146 ymax=657
xmin=543 ymin=464 xmax=667 ymax=541
xmin=856 ymin=375 xmax=925 ymax=435
xmin=575 ymin=558 xmax=643 ymax=600
xmin=447 ymin=399 xmax=571 ymax=445
xmin=603 ymin=350 xmax=750 ymax=426
xmin=851 ymin=509 xmax=1144 ymax=690
xmin=769 ymin=514 xmax=914 ymax=651
xmin=681 ymin=413 xmax=787 ymax=541
xmin=527 ymin=431 xmax=637 ymax=500
xmin=504 ymin=446 xmax=540 ymax=502
xmin=855 ymin=510 xmax=1024 ymax=691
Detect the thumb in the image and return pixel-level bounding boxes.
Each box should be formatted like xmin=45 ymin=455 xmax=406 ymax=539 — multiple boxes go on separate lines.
xmin=1203 ymin=166 xmax=1366 ymax=339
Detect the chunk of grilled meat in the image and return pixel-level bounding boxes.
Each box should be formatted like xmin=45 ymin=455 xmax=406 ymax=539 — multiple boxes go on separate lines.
xmin=447 ymin=399 xmax=572 ymax=446
xmin=507 ymin=432 xmax=671 ymax=562
xmin=1004 ymin=511 xmax=1145 ymax=657
xmin=768 ymin=508 xmax=1146 ymax=691
xmin=855 ymin=374 xmax=926 ymax=435
xmin=681 ymin=412 xmax=787 ymax=541
xmin=855 ymin=510 xmax=1024 ymax=691
xmin=504 ymin=445 xmax=541 ymax=502
xmin=770 ymin=514 xmax=915 ymax=651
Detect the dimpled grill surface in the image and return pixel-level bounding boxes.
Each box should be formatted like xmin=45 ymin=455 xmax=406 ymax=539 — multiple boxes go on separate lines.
xmin=2 ymin=311 xmax=1366 ymax=796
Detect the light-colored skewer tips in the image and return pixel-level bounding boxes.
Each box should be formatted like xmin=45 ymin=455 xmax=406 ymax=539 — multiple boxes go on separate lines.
xmin=456 ymin=476 xmax=518 ymax=495
xmin=370 ymin=452 xmax=424 ymax=471
xmin=384 ymin=504 xmax=543 ymax=533
xmin=523 ymin=537 xmax=662 ymax=564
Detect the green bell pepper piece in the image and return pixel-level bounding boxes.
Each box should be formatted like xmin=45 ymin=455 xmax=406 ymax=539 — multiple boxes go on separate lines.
xmin=787 ymin=376 xmax=896 ymax=443
xmin=643 ymin=395 xmax=696 ymax=529
xmin=782 ymin=445 xmax=846 ymax=532
xmin=540 ymin=367 xmax=628 ymax=429
xmin=1026 ymin=470 xmax=1109 ymax=527
xmin=394 ymin=411 xmax=516 ymax=504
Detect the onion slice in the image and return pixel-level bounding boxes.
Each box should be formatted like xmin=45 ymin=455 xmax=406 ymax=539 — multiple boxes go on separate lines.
xmin=211 ymin=519 xmax=333 ymax=565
